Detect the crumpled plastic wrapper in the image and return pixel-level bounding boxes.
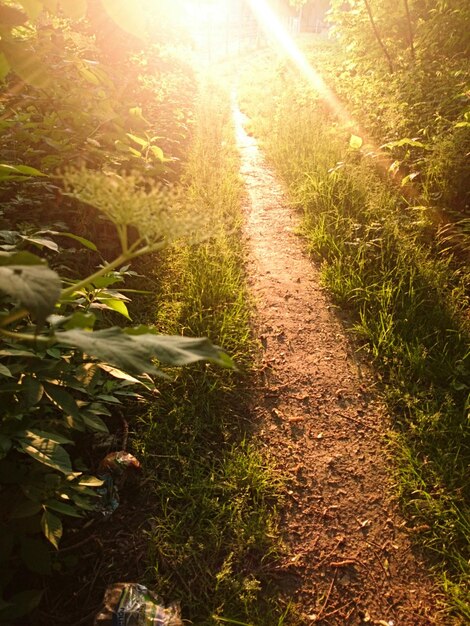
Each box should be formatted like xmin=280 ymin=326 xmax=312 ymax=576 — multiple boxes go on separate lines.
xmin=94 ymin=583 xmax=183 ymax=626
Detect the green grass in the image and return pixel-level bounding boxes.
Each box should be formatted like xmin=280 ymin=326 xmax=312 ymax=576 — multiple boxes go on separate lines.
xmin=238 ymin=43 xmax=470 ymax=621
xmin=132 ymin=78 xmax=300 ymax=625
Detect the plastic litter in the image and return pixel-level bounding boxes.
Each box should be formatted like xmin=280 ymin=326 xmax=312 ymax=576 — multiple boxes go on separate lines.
xmin=95 ymin=451 xmax=142 ymax=516
xmin=94 ymin=583 xmax=183 ymax=626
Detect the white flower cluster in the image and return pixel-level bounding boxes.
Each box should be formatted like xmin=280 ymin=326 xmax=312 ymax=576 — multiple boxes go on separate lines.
xmin=63 ymin=169 xmax=211 ymax=251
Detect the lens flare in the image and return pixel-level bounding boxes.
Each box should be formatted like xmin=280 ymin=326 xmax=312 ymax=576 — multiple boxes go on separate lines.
xmin=245 ymin=0 xmax=417 ymax=199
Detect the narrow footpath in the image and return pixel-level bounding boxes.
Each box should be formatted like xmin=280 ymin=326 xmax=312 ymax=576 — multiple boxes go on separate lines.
xmin=234 ymin=104 xmax=445 ymax=626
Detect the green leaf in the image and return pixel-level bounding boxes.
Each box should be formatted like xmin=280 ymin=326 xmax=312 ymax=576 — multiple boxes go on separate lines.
xmin=0 ymin=263 xmax=61 ymax=322
xmin=81 ymin=412 xmax=109 ymax=433
xmin=20 ymin=235 xmax=59 ymax=252
xmin=45 ymin=499 xmax=82 ymax=517
xmin=97 ymin=363 xmax=154 ymax=388
xmin=43 ymin=382 xmax=80 ymax=418
xmin=41 ymin=509 xmax=62 ymax=548
xmin=21 ymin=376 xmax=44 ymax=407
xmin=22 ymin=428 xmax=73 ymax=445
xmin=150 ymin=145 xmax=165 ymax=161
xmin=78 ymin=475 xmax=104 ymax=487
xmin=64 ymin=311 xmax=96 ymax=330
xmin=0 ymin=250 xmax=45 ymax=266
xmin=126 ymin=132 xmax=149 ymax=148
xmin=51 ymin=231 xmax=98 ymax=251
xmin=0 ymin=163 xmax=46 ymax=180
xmin=381 ymin=138 xmax=428 ymax=150
xmin=57 ymin=327 xmax=234 ymax=374
xmin=19 ymin=434 xmax=73 ymax=474
xmin=349 ymin=134 xmax=363 ymax=149
xmin=0 ymin=363 xmax=12 ymax=377
xmin=99 ymin=298 xmax=131 ymax=319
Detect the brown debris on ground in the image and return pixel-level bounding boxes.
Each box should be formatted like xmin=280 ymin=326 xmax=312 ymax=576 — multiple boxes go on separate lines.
xmin=234 ymin=105 xmax=447 ymax=626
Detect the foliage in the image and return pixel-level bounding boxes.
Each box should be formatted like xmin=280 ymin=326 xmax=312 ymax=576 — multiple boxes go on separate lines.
xmin=0 ymin=168 xmax=234 ymax=621
xmin=327 ymin=0 xmax=470 ymax=217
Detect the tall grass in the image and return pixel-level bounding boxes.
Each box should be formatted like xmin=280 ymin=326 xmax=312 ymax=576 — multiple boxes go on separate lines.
xmin=133 ymin=78 xmax=294 ymax=625
xmin=238 ymin=46 xmax=470 ymax=620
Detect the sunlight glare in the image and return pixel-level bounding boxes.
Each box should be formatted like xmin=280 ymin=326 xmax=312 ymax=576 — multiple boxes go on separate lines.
xmin=247 ymin=0 xmax=352 ymax=128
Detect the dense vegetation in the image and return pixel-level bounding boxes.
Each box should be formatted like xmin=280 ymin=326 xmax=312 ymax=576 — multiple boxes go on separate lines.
xmin=0 ymin=2 xmax=286 ymax=624
xmin=239 ymin=0 xmax=469 ymax=619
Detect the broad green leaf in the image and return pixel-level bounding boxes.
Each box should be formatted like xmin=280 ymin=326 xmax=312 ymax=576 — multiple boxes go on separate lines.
xmin=125 ymin=329 xmax=235 ymax=367
xmin=22 ymin=428 xmax=73 ymax=445
xmin=82 ymin=412 xmax=109 ymax=433
xmin=101 ymin=0 xmax=148 ymax=40
xmin=97 ymin=363 xmax=154 ymax=388
xmin=45 ymin=499 xmax=82 ymax=517
xmin=99 ymin=298 xmax=131 ymax=319
xmin=0 ymin=250 xmax=45 ymax=266
xmin=126 ymin=132 xmax=149 ymax=148
xmin=0 ymin=163 xmax=45 ymax=181
xmin=0 ymin=263 xmax=61 ymax=322
xmin=59 ymin=0 xmax=87 ymax=20
xmin=20 ymin=376 xmax=44 ymax=407
xmin=49 ymin=231 xmax=98 ymax=251
xmin=58 ymin=327 xmax=234 ymax=374
xmin=20 ymin=235 xmax=59 ymax=252
xmin=19 ymin=435 xmax=72 ymax=474
xmin=349 ymin=134 xmax=363 ymax=149
xmin=43 ymin=382 xmax=80 ymax=418
xmin=78 ymin=475 xmax=104 ymax=487
xmin=41 ymin=509 xmax=62 ymax=548
xmin=0 ymin=363 xmax=12 ymax=377
xmin=381 ymin=138 xmax=428 ymax=150
xmin=150 ymin=145 xmax=165 ymax=161
xmin=14 ymin=164 xmax=46 ymax=176
xmin=64 ymin=311 xmax=96 ymax=330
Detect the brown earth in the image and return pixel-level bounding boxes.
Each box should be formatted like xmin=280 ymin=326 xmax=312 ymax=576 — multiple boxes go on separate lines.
xmin=234 ymin=104 xmax=448 ymax=626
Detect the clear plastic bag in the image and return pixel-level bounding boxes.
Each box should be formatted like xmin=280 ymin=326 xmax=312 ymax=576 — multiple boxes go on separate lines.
xmin=94 ymin=583 xmax=183 ymax=626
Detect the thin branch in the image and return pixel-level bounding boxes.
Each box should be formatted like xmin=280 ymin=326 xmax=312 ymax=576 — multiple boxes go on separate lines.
xmin=403 ymin=0 xmax=415 ymax=61
xmin=363 ymin=0 xmax=395 ymax=73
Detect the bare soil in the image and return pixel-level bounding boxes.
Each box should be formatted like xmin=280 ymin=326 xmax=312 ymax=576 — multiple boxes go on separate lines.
xmin=235 ymin=106 xmax=447 ymax=626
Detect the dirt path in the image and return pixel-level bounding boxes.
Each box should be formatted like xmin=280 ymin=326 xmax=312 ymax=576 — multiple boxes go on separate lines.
xmin=234 ymin=105 xmax=445 ymax=626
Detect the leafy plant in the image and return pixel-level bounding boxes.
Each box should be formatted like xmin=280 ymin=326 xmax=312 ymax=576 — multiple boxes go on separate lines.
xmin=0 ymin=170 xmax=233 ymax=620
